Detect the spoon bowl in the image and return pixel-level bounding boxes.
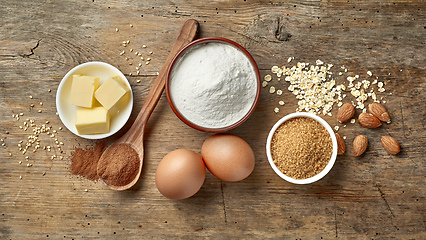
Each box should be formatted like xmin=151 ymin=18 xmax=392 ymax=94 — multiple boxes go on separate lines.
xmin=97 ymin=19 xmax=199 ymax=190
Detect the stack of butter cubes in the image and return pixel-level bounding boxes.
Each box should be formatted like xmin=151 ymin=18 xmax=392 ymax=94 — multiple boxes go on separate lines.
xmin=70 ymin=75 xmax=130 ymax=135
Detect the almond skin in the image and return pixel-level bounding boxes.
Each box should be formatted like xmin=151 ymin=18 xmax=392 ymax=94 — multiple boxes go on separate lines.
xmin=369 ymin=102 xmax=390 ymax=122
xmin=358 ymin=112 xmax=382 ymax=128
xmin=353 ymin=135 xmax=368 ymax=156
xmin=381 ymin=136 xmax=401 ymax=155
xmin=337 ymin=103 xmax=355 ymax=123
xmin=335 ymin=133 xmax=346 ymax=155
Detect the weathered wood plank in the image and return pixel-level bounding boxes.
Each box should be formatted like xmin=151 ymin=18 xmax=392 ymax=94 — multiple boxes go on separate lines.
xmin=0 ymin=0 xmax=424 ymax=239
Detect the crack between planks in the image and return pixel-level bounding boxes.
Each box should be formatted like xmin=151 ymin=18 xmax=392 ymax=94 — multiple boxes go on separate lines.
xmin=376 ymin=184 xmax=400 ymax=231
xmin=400 ymin=99 xmax=407 ymax=138
xmin=334 ymin=203 xmax=338 ymax=238
xmin=21 ymin=39 xmax=41 ymax=58
xmin=220 ymin=182 xmax=227 ymax=224
xmin=376 ymin=185 xmax=395 ymax=218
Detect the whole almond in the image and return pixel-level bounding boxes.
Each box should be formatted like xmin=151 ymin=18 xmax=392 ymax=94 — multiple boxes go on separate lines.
xmin=335 ymin=133 xmax=346 ymax=155
xmin=381 ymin=136 xmax=401 ymax=155
xmin=358 ymin=112 xmax=382 ymax=128
xmin=369 ymin=102 xmax=390 ymax=122
xmin=337 ymin=103 xmax=355 ymax=123
xmin=353 ymin=135 xmax=368 ymax=156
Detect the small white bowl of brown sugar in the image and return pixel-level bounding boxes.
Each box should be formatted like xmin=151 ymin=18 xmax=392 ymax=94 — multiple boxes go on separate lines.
xmin=266 ymin=112 xmax=337 ymax=184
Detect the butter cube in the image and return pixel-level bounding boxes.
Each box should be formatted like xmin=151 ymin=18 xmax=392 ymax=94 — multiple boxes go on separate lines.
xmin=70 ymin=75 xmax=99 ymax=108
xmin=94 ymin=76 xmax=130 ymax=110
xmin=75 ymin=107 xmax=110 ymax=135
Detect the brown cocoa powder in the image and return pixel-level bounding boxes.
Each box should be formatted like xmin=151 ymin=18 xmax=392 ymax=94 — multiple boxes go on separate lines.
xmin=97 ymin=144 xmax=140 ymax=187
xmin=70 ymin=141 xmax=107 ymax=180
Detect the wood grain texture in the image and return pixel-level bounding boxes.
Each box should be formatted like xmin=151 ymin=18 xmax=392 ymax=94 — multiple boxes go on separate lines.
xmin=0 ymin=0 xmax=425 ymax=239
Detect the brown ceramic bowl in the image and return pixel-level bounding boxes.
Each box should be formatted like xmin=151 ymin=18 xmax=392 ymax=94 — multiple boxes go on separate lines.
xmin=165 ymin=37 xmax=261 ymax=133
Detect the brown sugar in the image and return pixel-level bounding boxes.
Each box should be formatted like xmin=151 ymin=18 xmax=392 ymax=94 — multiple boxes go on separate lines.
xmin=270 ymin=117 xmax=333 ymax=179
xmin=97 ymin=144 xmax=140 ymax=187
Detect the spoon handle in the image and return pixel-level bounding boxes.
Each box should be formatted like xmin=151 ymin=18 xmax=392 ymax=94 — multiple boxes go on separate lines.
xmin=121 ymin=19 xmax=199 ymax=144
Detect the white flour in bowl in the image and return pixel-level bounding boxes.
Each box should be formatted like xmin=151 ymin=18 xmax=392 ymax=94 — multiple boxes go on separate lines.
xmin=169 ymin=42 xmax=258 ymax=129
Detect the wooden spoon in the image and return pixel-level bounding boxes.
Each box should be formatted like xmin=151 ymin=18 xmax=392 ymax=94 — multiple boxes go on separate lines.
xmin=97 ymin=19 xmax=199 ymax=190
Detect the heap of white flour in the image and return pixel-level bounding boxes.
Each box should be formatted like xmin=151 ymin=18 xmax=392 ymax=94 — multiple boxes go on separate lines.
xmin=169 ymin=42 xmax=257 ymax=129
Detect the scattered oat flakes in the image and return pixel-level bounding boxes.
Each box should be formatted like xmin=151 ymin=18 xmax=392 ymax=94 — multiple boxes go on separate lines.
xmin=274 ymin=107 xmax=279 ymax=113
xmin=276 ymin=90 xmax=283 ymax=95
xmin=262 ymin=81 xmax=268 ymax=87
xmin=279 ymin=101 xmax=285 ymax=106
xmin=264 ymin=74 xmax=272 ymax=82
xmin=269 ymin=86 xmax=276 ymax=94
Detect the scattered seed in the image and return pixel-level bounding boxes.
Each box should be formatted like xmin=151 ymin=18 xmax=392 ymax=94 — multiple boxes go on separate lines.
xmin=29 ymin=95 xmax=33 ymax=99
xmin=264 ymin=75 xmax=272 ymax=82
xmin=142 ymin=45 xmax=147 ymax=48
xmin=115 ymin=28 xmax=119 ymax=32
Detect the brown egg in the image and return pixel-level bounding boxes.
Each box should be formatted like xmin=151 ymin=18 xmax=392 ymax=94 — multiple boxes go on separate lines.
xmin=155 ymin=149 xmax=206 ymax=200
xmin=201 ymin=134 xmax=255 ymax=182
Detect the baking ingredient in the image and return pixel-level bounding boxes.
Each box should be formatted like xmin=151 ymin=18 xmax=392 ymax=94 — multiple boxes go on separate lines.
xmin=70 ymin=75 xmax=99 ymax=108
xmin=335 ymin=133 xmax=346 ymax=155
xmin=97 ymin=144 xmax=140 ymax=187
xmin=353 ymin=135 xmax=368 ymax=156
xmin=94 ymin=76 xmax=130 ymax=110
xmin=381 ymin=136 xmax=401 ymax=155
xmin=270 ymin=117 xmax=333 ymax=179
xmin=265 ymin=60 xmax=389 ymax=115
xmin=337 ymin=103 xmax=355 ymax=123
xmin=155 ymin=149 xmax=206 ymax=199
xmin=70 ymin=141 xmax=107 ymax=180
xmin=75 ymin=107 xmax=111 ymax=135
xmin=201 ymin=134 xmax=255 ymax=182
xmin=369 ymin=102 xmax=390 ymax=122
xmin=358 ymin=112 xmax=382 ymax=128
xmin=169 ymin=42 xmax=257 ymax=129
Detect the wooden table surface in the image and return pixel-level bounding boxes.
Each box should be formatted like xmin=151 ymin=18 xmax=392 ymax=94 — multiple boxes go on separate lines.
xmin=1 ymin=0 xmax=425 ymax=239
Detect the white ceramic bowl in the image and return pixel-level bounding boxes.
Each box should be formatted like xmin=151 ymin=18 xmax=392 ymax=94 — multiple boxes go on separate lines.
xmin=266 ymin=112 xmax=338 ymax=184
xmin=56 ymin=62 xmax=133 ymax=139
